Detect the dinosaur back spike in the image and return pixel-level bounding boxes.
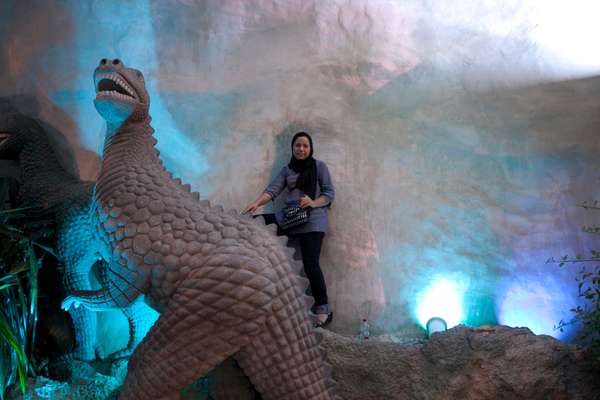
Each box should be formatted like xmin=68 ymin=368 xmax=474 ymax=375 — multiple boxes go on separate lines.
xmin=322 ymin=362 xmax=334 ymax=377
xmin=285 ymin=236 xmax=298 ymax=250
xmin=191 ymin=192 xmax=200 ymax=200
xmin=240 ymin=212 xmax=253 ymax=221
xmin=325 ymin=377 xmax=338 ymax=390
xmin=182 ymin=183 xmax=191 ymax=192
xmin=318 ymin=346 xmax=328 ymax=359
xmin=296 ymin=276 xmax=310 ymax=289
xmin=263 ymin=223 xmax=277 ymax=236
xmin=313 ymin=329 xmax=324 ymax=343
xmin=291 ymin=260 xmax=303 ymax=274
xmin=304 ymin=294 xmax=315 ymax=310
xmin=284 ymin=246 xmax=295 ymax=259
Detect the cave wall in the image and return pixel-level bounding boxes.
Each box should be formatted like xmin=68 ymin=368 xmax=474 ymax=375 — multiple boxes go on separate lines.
xmin=2 ymin=0 xmax=599 ymax=336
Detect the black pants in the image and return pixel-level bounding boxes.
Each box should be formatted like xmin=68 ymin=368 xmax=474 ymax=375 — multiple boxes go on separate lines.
xmin=259 ymin=214 xmax=329 ymax=307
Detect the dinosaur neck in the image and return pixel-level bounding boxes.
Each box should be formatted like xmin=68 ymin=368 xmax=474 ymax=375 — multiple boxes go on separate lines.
xmin=97 ymin=116 xmax=161 ymax=204
xmin=19 ymin=144 xmax=67 ymax=179
xmin=22 ymin=140 xmax=69 ymax=178
xmin=105 ymin=114 xmax=153 ymax=146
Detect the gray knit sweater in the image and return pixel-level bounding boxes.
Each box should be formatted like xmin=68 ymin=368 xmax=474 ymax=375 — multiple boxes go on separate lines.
xmin=264 ymin=159 xmax=335 ymax=234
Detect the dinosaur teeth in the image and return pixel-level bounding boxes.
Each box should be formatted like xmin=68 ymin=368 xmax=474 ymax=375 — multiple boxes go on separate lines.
xmin=95 ymin=72 xmax=137 ymax=99
xmin=96 ymin=90 xmax=136 ymax=102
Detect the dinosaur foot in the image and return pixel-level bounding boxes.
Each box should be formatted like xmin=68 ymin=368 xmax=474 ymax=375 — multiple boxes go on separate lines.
xmin=109 ymin=346 xmax=135 ymax=361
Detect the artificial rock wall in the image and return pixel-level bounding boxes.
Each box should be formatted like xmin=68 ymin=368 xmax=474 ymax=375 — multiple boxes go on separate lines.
xmin=2 ymin=0 xmax=599 ymax=335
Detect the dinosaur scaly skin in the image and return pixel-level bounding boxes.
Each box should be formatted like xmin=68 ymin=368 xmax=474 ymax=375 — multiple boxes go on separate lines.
xmin=0 ymin=111 xmax=156 ymax=361
xmin=63 ymin=58 xmax=340 ymax=400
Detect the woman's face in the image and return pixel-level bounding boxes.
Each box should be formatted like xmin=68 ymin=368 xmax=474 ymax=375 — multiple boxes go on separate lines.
xmin=293 ymin=136 xmax=311 ymax=160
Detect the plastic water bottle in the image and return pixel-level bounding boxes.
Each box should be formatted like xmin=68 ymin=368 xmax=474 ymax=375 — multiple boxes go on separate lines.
xmin=358 ymin=319 xmax=370 ymax=341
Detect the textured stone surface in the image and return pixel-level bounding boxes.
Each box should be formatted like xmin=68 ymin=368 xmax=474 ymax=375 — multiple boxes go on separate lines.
xmin=320 ymin=325 xmax=600 ymax=400
xmin=2 ymin=1 xmax=600 ymax=337
xmin=8 ymin=361 xmax=121 ymax=400
xmin=11 ymin=326 xmax=597 ymax=400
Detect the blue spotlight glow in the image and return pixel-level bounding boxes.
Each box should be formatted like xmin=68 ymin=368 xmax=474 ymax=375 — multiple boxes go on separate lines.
xmin=416 ymin=277 xmax=464 ymax=329
xmin=497 ymin=276 xmax=577 ymax=339
xmin=59 ymin=0 xmax=208 ymax=183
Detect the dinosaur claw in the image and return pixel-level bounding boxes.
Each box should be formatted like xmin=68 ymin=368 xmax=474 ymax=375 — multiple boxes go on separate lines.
xmin=60 ymin=299 xmax=70 ymax=311
xmin=95 ymin=344 xmax=107 ymax=360
xmin=61 ymin=296 xmax=82 ymax=311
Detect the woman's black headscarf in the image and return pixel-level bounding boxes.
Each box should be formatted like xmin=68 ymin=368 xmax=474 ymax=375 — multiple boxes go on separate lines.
xmin=288 ymin=131 xmax=317 ymax=199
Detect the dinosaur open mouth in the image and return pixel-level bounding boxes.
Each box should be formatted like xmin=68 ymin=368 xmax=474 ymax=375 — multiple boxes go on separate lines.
xmin=95 ymin=73 xmax=137 ymax=101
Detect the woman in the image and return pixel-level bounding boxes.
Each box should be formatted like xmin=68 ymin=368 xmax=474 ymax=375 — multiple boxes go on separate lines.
xmin=243 ymin=131 xmax=335 ymax=327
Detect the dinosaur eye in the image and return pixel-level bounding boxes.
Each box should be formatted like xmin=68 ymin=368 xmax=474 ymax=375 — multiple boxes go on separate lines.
xmin=135 ymin=71 xmax=144 ymax=79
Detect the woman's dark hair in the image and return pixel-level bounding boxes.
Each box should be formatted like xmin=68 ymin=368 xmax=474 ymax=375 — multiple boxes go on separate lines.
xmin=291 ymin=131 xmax=314 ymax=157
xmin=288 ymin=131 xmax=317 ymax=199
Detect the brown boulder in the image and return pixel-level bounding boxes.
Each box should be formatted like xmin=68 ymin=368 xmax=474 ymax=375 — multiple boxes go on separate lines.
xmin=321 ymin=325 xmax=600 ymax=400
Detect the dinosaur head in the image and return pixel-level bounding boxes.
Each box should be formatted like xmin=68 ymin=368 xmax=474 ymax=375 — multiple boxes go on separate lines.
xmin=0 ymin=114 xmax=80 ymax=180
xmin=93 ymin=58 xmax=149 ymax=129
xmin=0 ymin=114 xmax=38 ymax=159
xmin=0 ymin=115 xmax=47 ymax=181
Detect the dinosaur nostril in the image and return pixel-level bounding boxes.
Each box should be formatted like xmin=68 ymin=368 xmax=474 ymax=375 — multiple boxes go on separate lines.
xmin=112 ymin=59 xmax=121 ymax=65
xmin=100 ymin=58 xmax=107 ymax=65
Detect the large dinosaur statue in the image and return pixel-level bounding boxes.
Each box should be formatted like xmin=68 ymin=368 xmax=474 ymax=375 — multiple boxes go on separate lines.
xmin=0 ymin=108 xmax=156 ymax=362
xmin=61 ymin=58 xmax=340 ymax=399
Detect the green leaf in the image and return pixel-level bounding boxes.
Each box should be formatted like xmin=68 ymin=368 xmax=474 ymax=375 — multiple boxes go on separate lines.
xmin=26 ymin=243 xmax=38 ymax=362
xmin=0 ymin=282 xmax=17 ymax=291
xmin=0 ymin=207 xmax=34 ymax=215
xmin=31 ymin=242 xmax=56 ymax=258
xmin=0 ymin=315 xmax=27 ymax=395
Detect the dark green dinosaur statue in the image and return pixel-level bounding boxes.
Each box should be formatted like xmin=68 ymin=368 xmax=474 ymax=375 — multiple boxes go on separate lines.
xmin=0 ymin=108 xmax=157 ymax=362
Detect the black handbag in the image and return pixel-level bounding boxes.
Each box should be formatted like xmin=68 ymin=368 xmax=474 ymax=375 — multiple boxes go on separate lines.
xmin=280 ymin=206 xmax=310 ymax=231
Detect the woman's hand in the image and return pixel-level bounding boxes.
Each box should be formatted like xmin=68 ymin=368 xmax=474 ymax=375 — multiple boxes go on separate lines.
xmin=242 ymin=193 xmax=273 ymax=215
xmin=242 ymin=202 xmax=260 ymax=215
xmin=299 ymin=195 xmax=315 ymax=209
